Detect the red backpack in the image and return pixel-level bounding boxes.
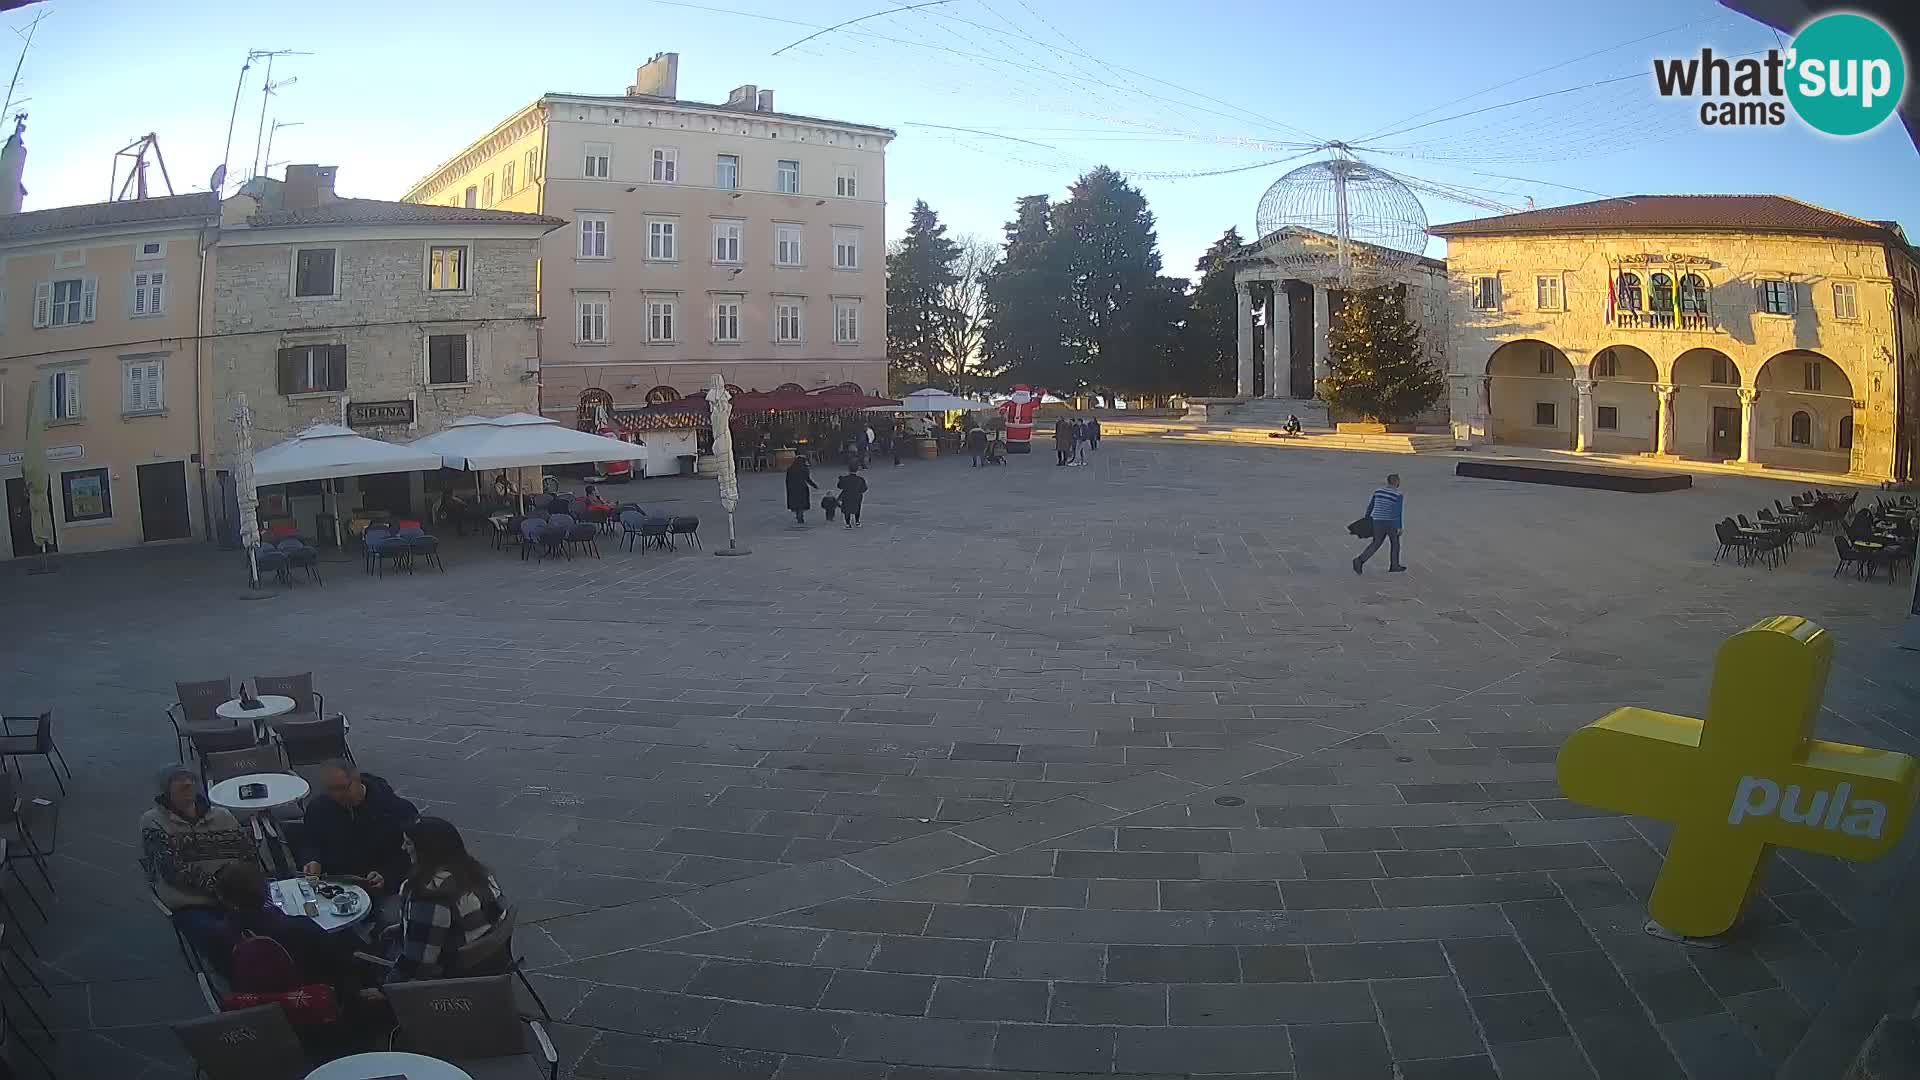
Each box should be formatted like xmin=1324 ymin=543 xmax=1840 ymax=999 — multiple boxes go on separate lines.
xmin=222 ymin=933 xmax=339 ymax=1027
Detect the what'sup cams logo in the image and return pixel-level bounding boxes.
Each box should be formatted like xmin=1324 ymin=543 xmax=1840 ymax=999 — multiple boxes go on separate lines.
xmin=1654 ymin=12 xmax=1906 ymax=136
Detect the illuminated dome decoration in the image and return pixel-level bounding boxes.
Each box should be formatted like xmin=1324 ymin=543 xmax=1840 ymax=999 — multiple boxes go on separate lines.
xmin=1255 ymin=157 xmax=1429 ymax=282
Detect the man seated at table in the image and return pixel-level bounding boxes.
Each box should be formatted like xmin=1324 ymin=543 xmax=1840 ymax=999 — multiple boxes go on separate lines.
xmin=140 ymin=765 xmax=259 ymax=957
xmin=297 ymin=760 xmax=418 ymax=916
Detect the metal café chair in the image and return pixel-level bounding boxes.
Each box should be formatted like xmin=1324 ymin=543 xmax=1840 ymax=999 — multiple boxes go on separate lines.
xmin=170 ymin=679 xmax=236 ymax=759
xmin=172 ymin=999 xmax=312 ymax=1080
xmin=0 ymin=713 xmax=68 ymax=797
xmin=384 ymin=974 xmax=558 ymax=1080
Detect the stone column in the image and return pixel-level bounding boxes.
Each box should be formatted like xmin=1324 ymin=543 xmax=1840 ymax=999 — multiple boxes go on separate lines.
xmin=1312 ymin=286 xmax=1331 ymax=387
xmin=1236 ymin=282 xmax=1255 ymax=399
xmin=1653 ymin=384 xmax=1674 ymax=455
xmin=1738 ymin=388 xmax=1758 ymax=463
xmin=1264 ymin=284 xmax=1288 ymax=399
xmin=1573 ymin=377 xmax=1594 ymax=452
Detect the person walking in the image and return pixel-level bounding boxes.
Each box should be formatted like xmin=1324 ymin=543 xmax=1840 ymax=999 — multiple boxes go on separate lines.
xmin=1352 ymin=473 xmax=1406 ymax=574
xmin=786 ymin=455 xmax=819 ymax=525
xmin=1087 ymin=415 xmax=1101 ymax=452
xmin=966 ymin=422 xmax=988 ymax=467
xmin=1054 ymin=417 xmax=1072 ymax=466
xmin=1070 ymin=418 xmax=1087 ymax=465
xmin=836 ymin=463 xmax=869 ymax=528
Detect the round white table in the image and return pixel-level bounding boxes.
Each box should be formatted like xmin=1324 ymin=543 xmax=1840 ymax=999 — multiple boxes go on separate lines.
xmin=207 ymin=771 xmax=309 ymax=811
xmin=216 ymin=695 xmax=296 ymax=740
xmin=305 ymin=1052 xmax=473 ymax=1080
xmin=269 ymin=878 xmax=373 ymax=933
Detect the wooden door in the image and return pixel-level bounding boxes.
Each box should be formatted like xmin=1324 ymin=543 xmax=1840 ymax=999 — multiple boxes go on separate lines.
xmin=137 ymin=461 xmax=192 ymax=542
xmin=1711 ymin=406 xmax=1741 ymax=459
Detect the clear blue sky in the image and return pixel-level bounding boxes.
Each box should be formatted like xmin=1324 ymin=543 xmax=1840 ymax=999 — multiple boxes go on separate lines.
xmin=11 ymin=0 xmax=1918 ymax=277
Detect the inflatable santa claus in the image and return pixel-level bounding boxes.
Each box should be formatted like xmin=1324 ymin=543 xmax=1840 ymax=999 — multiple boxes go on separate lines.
xmin=997 ymin=385 xmax=1045 ymax=454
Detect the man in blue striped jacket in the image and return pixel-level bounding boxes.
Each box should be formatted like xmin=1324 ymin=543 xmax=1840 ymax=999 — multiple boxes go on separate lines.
xmin=1353 ymin=474 xmax=1406 ymax=574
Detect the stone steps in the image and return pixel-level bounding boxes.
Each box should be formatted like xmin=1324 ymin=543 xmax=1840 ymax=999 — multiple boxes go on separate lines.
xmin=1102 ymin=420 xmax=1453 ymax=455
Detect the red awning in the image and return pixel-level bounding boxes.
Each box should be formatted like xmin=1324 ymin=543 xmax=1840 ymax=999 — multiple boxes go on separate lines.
xmin=614 ymin=386 xmax=899 ymax=424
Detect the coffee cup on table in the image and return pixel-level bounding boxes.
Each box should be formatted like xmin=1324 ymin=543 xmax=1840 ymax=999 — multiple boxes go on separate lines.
xmin=333 ymin=893 xmax=356 ymax=915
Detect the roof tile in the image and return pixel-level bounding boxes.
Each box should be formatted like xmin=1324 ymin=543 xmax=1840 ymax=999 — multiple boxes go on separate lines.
xmin=0 ymin=193 xmax=216 ymax=243
xmin=246 ymin=198 xmax=563 ymax=230
xmin=1429 ymin=195 xmax=1895 ymax=240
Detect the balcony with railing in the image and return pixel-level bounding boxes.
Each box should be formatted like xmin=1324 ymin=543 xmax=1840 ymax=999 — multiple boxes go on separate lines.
xmin=1611 ymin=309 xmax=1716 ymax=332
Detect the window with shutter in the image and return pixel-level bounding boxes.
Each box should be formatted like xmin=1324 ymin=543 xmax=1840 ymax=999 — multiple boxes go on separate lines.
xmin=427 ymin=335 xmax=470 ymax=385
xmin=32 ymin=282 xmax=49 ymax=327
xmin=82 ymin=277 xmax=96 ymax=322
xmin=294 ymin=249 xmax=337 ymax=298
xmin=326 ymin=344 xmax=348 ymax=391
xmin=427 ymin=246 xmax=468 ymax=291
xmin=124 ymin=359 xmax=163 ymax=413
xmin=132 ymin=270 xmax=165 ymax=316
xmin=46 ymin=279 xmax=87 ymax=326
xmin=48 ymin=370 xmax=81 ymax=420
xmin=279 ymin=344 xmax=346 ymax=395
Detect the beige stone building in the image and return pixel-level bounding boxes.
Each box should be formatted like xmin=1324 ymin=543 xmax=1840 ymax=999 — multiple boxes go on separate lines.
xmin=1230 ymin=227 xmax=1451 ymax=426
xmin=401 ymin=53 xmax=893 ymax=421
xmin=209 ymin=166 xmax=562 ymax=534
xmin=0 ymin=193 xmax=219 ymax=558
xmin=1432 ymin=195 xmax=1920 ymax=481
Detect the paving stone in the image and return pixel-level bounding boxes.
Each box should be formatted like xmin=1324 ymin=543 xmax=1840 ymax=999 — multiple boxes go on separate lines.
xmin=1291 ymin=1021 xmax=1395 ymax=1080
xmin=839 ymin=1014 xmax=996 ymax=1068
xmin=966 ymin=874 xmax=1089 ymax=908
xmin=1379 ymin=850 xmax=1473 ymax=877
xmin=1280 ymin=879 xmax=1380 ymax=909
xmin=1256 ymin=805 xmax=1339 ymax=828
xmin=657 ymin=827 xmax=794 ymax=862
xmin=1628 ymin=965 xmax=1726 ymax=1022
xmin=686 ymin=959 xmax=832 ymax=1007
xmin=1445 ymin=937 xmax=1543 ymax=995
xmin=787 ymin=900 xmax=933 ymax=935
xmin=1398 ymin=783 xmax=1490 ymax=803
xmin=990 ymin=1022 xmax=1117 ymax=1072
xmin=1049 ymin=982 xmax=1168 ymax=1024
xmin=1308 ymin=941 xmax=1450 ymax=980
xmin=1118 ymin=826 xmax=1233 ymax=851
xmin=1535 ymin=951 xmax=1641 ymax=1017
xmin=1470 ymin=991 xmax=1570 ymax=1044
xmin=1107 ymin=944 xmax=1241 ymax=983
xmin=817 ymin=970 xmax=936 ymax=1016
xmin=1301 ymin=852 xmax=1385 ymax=878
xmin=1054 ymin=850 xmax=1202 ymax=879
xmin=1503 ymin=898 xmax=1601 ymax=955
xmin=1114 ymin=1025 xmax=1293 ymax=1074
xmin=1689 ymin=945 xmax=1780 ymax=996
xmin=701 ymin=1001 xmax=852 ymax=1057
xmin=1723 ymin=986 xmax=1810 ymax=1063
xmin=868 ymin=936 xmax=992 ymax=977
xmin=986 ymin=940 xmax=1106 ymax=981
xmin=540 ymin=948 xmax=706 ymax=991
xmin=556 ymin=985 xmax=722 ymax=1039
xmin=1349 ymin=904 xmax=1513 ymax=941
xmin=1160 ymin=880 xmax=1285 ymax=910
xmin=1397 ymin=1056 xmax=1500 ymax=1080
xmin=922 ymin=903 xmax=1022 ymax=940
xmin=811 ymin=931 xmax=883 ymax=969
xmin=1238 ymin=944 xmax=1313 ymax=983
xmin=1170 ymin=981 xmax=1376 ymax=1024
xmin=1462 ymin=843 xmax=1602 ymax=874
xmin=1568 ymin=1010 xmax=1689 ymax=1080
xmin=1372 ymin=976 xmax=1487 ymax=1060
xmin=927 ymin=977 xmax=1051 ymax=1021
xmin=1085 ymin=877 xmax=1161 ymax=907
xmin=1318 ymin=827 xmax=1402 ymax=851
xmin=1396 ymin=825 xmax=1515 ymax=849
xmin=1373 ymin=873 xmax=1559 ymax=907
xmin=1489 ymin=1037 xmax=1599 ymax=1080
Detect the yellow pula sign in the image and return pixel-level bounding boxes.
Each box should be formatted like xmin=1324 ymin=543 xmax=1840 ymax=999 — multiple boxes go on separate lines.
xmin=1556 ymin=616 xmax=1918 ymax=939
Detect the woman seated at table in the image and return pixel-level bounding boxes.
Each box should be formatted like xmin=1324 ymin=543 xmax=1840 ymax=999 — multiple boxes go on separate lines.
xmin=139 ymin=765 xmax=258 ymax=957
xmin=213 ymin=862 xmax=347 ymax=981
xmin=363 ymin=816 xmax=508 ymax=996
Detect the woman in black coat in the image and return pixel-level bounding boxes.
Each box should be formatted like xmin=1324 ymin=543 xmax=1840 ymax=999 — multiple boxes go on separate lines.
xmin=785 ymin=456 xmax=819 ymax=524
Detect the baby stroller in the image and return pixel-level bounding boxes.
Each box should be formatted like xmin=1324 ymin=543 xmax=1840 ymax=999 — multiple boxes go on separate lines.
xmin=983 ymin=435 xmax=1008 ymax=466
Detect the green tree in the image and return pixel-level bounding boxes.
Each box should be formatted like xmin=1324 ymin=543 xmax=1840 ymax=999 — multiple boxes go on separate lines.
xmin=1175 ymin=227 xmax=1245 ymax=395
xmin=983 ymin=195 xmax=1074 ymax=390
xmin=1053 ymin=166 xmax=1164 ymax=397
xmin=1322 ymin=284 xmax=1445 ymax=423
xmin=886 ymin=200 xmax=960 ymax=390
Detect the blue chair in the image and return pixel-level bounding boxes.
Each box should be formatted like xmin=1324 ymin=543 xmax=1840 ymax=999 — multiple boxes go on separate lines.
xmin=566 ymin=519 xmax=599 ymax=558
xmin=540 ymin=523 xmax=570 ymax=561
xmin=620 ymin=510 xmax=646 ymax=552
xmin=639 ymin=514 xmax=670 ymax=553
xmin=398 ymin=526 xmax=444 ymax=573
xmin=254 ymin=546 xmax=291 ymax=586
xmin=276 ymin=538 xmax=322 ymax=584
xmin=548 ymin=513 xmax=576 ymax=531
xmin=362 ymin=527 xmax=392 ymax=575
xmin=518 ymin=518 xmax=546 ymax=562
xmin=668 ymin=516 xmax=701 ymax=551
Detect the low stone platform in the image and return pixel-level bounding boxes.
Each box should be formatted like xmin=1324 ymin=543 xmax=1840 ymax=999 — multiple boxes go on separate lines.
xmin=1457 ymin=456 xmax=1693 ymax=492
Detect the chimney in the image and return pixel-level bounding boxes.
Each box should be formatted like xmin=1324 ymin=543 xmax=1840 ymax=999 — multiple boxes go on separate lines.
xmin=628 ymin=52 xmax=679 ymax=99
xmin=281 ymin=164 xmax=338 ymax=209
xmin=725 ymin=84 xmax=758 ymax=109
xmin=756 ymin=89 xmax=774 ymax=112
xmin=0 ymin=115 xmax=25 ymax=216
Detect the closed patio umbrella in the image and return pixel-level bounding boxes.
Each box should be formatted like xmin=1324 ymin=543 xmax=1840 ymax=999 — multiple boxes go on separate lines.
xmin=230 ymin=395 xmax=262 ymax=589
xmin=20 ymin=381 xmax=54 ymax=571
xmin=707 ymin=374 xmax=748 ymax=556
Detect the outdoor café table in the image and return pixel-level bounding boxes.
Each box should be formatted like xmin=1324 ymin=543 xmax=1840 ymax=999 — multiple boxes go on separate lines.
xmin=306 ymin=1052 xmax=474 ymax=1080
xmin=217 ymin=694 xmax=296 ymax=742
xmin=268 ymin=876 xmax=373 ymax=934
xmin=208 ymin=771 xmax=309 ymax=876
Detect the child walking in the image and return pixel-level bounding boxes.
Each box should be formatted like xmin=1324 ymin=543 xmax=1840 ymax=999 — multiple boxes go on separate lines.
xmin=836 ymin=463 xmax=869 ymax=528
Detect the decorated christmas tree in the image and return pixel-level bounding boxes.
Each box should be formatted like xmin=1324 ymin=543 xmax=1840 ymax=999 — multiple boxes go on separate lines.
xmin=1322 ymin=284 xmax=1445 ymax=424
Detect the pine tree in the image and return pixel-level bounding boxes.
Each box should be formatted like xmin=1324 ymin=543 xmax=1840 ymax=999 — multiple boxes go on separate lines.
xmin=886 ymin=201 xmax=961 ymax=390
xmin=1322 ymin=284 xmax=1445 ymax=423
xmin=1176 ymin=227 xmax=1245 ymax=395
xmin=983 ymin=195 xmax=1074 ymax=390
xmin=1053 ymin=166 xmax=1164 ymax=397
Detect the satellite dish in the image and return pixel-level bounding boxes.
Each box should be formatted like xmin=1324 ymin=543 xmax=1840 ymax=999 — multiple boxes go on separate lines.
xmin=209 ymin=164 xmax=227 ymax=192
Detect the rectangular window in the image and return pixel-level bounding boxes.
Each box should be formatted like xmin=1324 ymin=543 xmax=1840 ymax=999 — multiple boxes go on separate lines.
xmin=776 ymin=159 xmax=800 ymax=193
xmin=37 ymin=278 xmax=95 ymax=327
xmin=427 ymin=334 xmax=470 ymax=385
xmin=1471 ymin=276 xmax=1499 ymax=311
xmin=276 ymin=344 xmax=347 ymax=395
xmin=123 ymin=358 xmax=164 ymax=413
xmin=834 ymin=300 xmax=860 ymax=343
xmin=293 ymin=248 xmax=337 ymax=298
xmin=713 ymin=220 xmax=742 ymax=264
xmin=835 ymin=165 xmax=858 ymax=198
xmin=583 ymin=143 xmax=611 ymax=179
xmin=833 ymin=227 xmax=860 ymax=270
xmin=132 ymin=270 xmax=166 ymax=316
xmin=647 ymin=219 xmax=677 ymax=261
xmin=578 ymin=216 xmax=609 ymax=259
xmin=1592 ymin=352 xmax=1618 ymax=378
xmin=1759 ymin=279 xmax=1795 ymax=315
xmin=1832 ymin=282 xmax=1858 ymax=320
xmin=463 ymin=186 xmax=478 ymax=208
xmin=577 ymin=294 xmax=609 ymax=343
xmin=1535 ymin=274 xmax=1562 ymax=311
xmin=136 ymin=240 xmax=165 ymax=260
xmin=1803 ymin=360 xmax=1822 ymax=393
xmin=775 ymin=301 xmax=802 ymax=343
xmin=775 ymin=224 xmax=802 ymax=266
xmin=652 ymin=147 xmax=677 ymax=183
xmin=61 ymin=467 xmax=111 ymax=523
xmin=48 ymin=369 xmax=81 ymax=420
xmin=481 ymin=176 xmax=495 ymax=208
xmin=647 ymin=298 xmax=676 ymax=342
xmin=1596 ymin=405 xmax=1618 ymax=431
xmin=1537 ymin=350 xmax=1555 ymax=375
xmin=525 ymin=147 xmax=541 ymax=181
xmin=715 ymin=154 xmax=739 ymax=190
xmin=502 ymin=162 xmax=515 ymax=196
xmin=427 ymin=245 xmax=468 ymax=292
xmin=1534 ymin=402 xmax=1556 ymax=427
xmin=713 ymin=300 xmax=741 ymax=343
xmin=1710 ymin=355 xmax=1736 ymax=385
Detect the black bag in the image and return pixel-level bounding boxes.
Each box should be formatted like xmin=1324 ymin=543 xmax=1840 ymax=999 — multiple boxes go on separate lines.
xmin=1347 ymin=516 xmax=1374 ymax=538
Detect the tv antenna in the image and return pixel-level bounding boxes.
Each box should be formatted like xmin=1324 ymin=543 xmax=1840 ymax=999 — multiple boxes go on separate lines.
xmin=218 ymin=48 xmax=307 ymax=194
xmin=250 ymin=53 xmax=306 ymax=180
xmin=110 ymin=133 xmax=174 ymax=201
xmin=261 ymin=119 xmax=302 ymax=179
xmin=1 ymin=9 xmax=46 ymax=120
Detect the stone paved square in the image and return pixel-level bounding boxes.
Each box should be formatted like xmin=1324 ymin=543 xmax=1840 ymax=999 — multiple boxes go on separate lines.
xmin=5 ymin=437 xmax=1916 ymax=1078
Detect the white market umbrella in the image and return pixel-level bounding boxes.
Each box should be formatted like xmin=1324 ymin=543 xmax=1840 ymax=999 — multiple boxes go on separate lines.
xmin=254 ymin=423 xmax=445 ymax=548
xmin=876 ymin=388 xmax=996 ymax=413
xmin=707 ymin=375 xmax=748 ymax=556
xmin=409 ymin=413 xmax=648 ymax=472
